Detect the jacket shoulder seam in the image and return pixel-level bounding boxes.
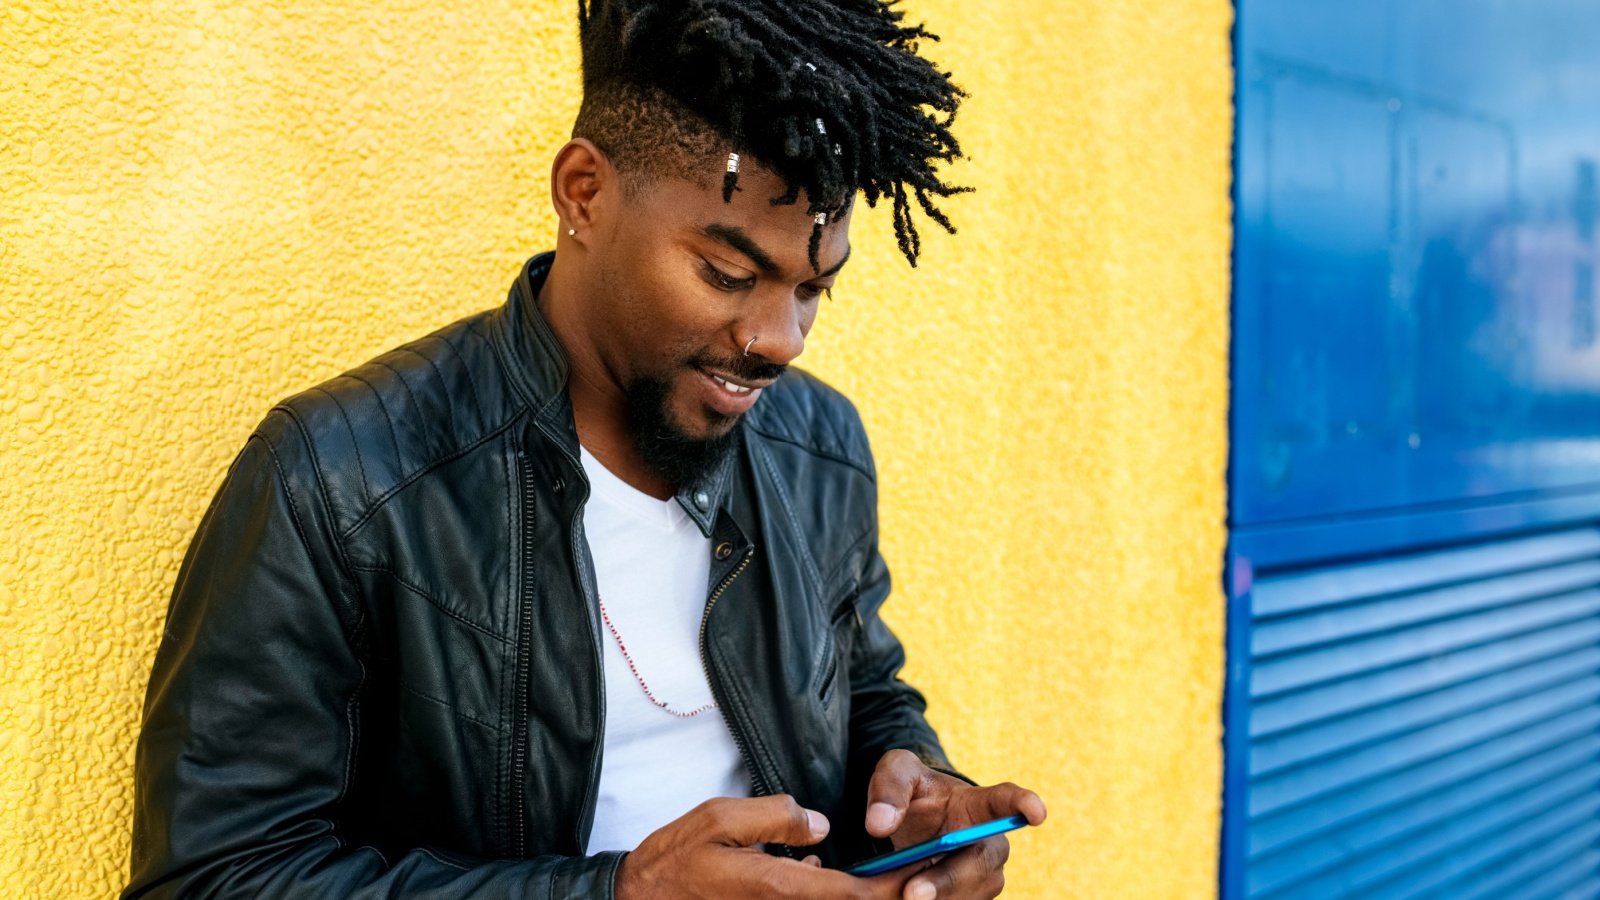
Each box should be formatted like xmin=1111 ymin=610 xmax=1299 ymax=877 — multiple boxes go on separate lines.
xmin=339 ymin=412 xmax=524 ymax=540
xmin=262 ymin=407 xmax=367 ymax=631
xmin=746 ymin=425 xmax=876 ymax=485
xmin=306 ymin=386 xmax=373 ymax=508
xmin=338 ymin=371 xmax=405 ymax=468
xmin=430 ymin=329 xmax=489 ymax=426
xmin=369 ymin=358 xmax=429 ymax=433
xmin=392 ymin=346 xmax=460 ymax=436
xmin=266 ymin=395 xmax=524 ymax=541
xmin=749 ymin=437 xmax=826 ymax=596
xmin=251 ymin=433 xmax=324 ymax=589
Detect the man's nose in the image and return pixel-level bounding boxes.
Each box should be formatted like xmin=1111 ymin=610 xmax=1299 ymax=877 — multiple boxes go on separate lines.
xmin=742 ymin=290 xmax=807 ymax=366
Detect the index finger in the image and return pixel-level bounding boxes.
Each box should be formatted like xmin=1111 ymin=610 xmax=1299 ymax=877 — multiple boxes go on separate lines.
xmin=865 ymin=749 xmax=929 ymax=837
xmin=957 ymin=782 xmax=1048 ymax=827
xmin=689 ymin=795 xmax=830 ymax=848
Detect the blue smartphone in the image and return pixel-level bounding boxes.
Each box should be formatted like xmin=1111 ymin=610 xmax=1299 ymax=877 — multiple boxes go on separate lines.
xmin=844 ymin=814 xmax=1031 ymax=877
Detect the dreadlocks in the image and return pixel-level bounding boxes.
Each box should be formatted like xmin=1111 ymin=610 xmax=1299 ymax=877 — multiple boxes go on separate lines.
xmin=572 ymin=0 xmax=969 ymax=267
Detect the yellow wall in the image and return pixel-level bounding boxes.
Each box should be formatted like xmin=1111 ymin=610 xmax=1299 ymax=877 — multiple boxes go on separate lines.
xmin=1 ymin=2 xmax=1232 ymax=897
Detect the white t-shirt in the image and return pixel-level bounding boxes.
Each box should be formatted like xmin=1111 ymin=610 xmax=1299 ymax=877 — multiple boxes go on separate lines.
xmin=578 ymin=447 xmax=752 ymax=854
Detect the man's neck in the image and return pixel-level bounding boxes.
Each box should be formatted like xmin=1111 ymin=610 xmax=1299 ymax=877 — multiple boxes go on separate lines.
xmin=537 ymin=261 xmax=677 ymax=501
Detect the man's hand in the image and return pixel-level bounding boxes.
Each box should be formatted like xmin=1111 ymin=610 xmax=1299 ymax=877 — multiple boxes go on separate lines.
xmin=863 ymin=750 xmax=1048 ymax=900
xmin=616 ymin=794 xmax=913 ymax=900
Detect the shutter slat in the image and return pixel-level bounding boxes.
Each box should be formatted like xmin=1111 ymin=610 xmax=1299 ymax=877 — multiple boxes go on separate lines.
xmin=1253 ymin=532 xmax=1600 ymax=618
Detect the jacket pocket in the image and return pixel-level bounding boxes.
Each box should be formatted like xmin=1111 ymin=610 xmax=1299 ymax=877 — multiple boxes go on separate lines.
xmin=814 ymin=580 xmax=861 ymax=709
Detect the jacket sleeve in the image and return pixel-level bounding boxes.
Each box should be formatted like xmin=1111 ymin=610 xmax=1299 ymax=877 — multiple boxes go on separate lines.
xmin=126 ymin=432 xmax=622 ymax=899
xmin=842 ymin=511 xmax=973 ymax=788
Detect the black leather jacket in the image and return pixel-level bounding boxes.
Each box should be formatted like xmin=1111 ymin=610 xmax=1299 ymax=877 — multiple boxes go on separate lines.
xmin=126 ymin=253 xmax=956 ymax=898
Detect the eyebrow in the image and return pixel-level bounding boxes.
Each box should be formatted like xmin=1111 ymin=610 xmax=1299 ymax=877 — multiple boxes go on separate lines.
xmin=817 ymin=245 xmax=852 ymax=278
xmin=702 ymin=224 xmax=851 ymax=279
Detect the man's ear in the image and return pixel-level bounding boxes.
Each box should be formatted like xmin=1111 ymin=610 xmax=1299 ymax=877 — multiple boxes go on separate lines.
xmin=549 ymin=138 xmax=616 ymax=239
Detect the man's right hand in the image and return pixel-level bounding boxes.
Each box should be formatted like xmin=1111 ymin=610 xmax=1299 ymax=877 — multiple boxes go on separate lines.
xmin=615 ymin=794 xmax=913 ymax=899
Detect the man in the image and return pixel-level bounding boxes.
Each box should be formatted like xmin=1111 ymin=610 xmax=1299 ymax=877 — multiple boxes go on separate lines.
xmin=126 ymin=1 xmax=1045 ymax=897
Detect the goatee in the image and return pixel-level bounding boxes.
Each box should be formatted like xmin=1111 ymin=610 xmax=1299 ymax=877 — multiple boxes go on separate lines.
xmin=626 ymin=375 xmax=742 ymax=491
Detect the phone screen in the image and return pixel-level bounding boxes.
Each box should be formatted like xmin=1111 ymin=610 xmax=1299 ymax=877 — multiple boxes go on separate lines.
xmin=844 ymin=814 xmax=1031 ymax=877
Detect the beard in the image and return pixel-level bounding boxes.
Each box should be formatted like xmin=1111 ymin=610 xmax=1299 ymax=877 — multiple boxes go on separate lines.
xmin=624 ymin=353 xmax=786 ymax=491
xmin=625 ymin=374 xmax=739 ymax=491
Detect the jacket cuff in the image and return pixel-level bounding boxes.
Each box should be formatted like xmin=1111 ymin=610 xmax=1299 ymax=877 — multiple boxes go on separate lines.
xmin=925 ymin=762 xmax=978 ymax=787
xmin=550 ymin=850 xmax=627 ymax=899
xmin=906 ymin=745 xmax=976 ymax=786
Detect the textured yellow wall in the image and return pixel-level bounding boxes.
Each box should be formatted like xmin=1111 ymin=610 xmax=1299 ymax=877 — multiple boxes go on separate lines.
xmin=2 ymin=1 xmax=1232 ymax=897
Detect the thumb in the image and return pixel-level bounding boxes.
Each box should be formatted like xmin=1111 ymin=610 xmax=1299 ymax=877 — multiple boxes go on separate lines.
xmin=865 ymin=749 xmax=923 ymax=837
xmin=691 ymin=795 xmax=831 ymax=848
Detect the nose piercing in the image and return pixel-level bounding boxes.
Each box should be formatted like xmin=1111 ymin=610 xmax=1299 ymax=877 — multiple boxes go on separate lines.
xmin=744 ymin=336 xmax=758 ymax=357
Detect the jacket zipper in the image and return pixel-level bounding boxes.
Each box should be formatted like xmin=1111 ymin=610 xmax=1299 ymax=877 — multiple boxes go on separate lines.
xmin=568 ymin=491 xmax=605 ymax=853
xmin=699 ymin=548 xmax=797 ymax=858
xmin=511 ymin=448 xmax=536 ymax=856
xmin=525 ymin=433 xmax=609 ymax=855
xmin=699 ymin=551 xmax=771 ymax=791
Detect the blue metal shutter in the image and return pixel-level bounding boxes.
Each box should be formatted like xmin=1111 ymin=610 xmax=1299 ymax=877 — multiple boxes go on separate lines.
xmin=1241 ymin=529 xmax=1600 ymax=898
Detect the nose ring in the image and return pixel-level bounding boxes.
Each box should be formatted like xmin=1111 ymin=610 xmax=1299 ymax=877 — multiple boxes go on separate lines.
xmin=743 ymin=336 xmax=759 ymax=357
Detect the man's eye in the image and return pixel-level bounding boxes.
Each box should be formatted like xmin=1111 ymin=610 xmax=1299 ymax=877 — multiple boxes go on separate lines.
xmin=797 ymin=284 xmax=832 ymax=302
xmin=702 ymin=262 xmax=753 ymax=291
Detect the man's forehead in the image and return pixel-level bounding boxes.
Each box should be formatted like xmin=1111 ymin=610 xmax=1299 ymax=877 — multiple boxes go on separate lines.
xmin=621 ymin=163 xmax=851 ymax=272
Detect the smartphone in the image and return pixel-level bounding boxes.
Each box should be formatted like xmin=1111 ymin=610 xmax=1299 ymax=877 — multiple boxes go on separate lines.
xmin=844 ymin=814 xmax=1031 ymax=877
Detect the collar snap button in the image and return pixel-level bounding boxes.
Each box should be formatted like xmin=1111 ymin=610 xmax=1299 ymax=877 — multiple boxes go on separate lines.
xmin=714 ymin=542 xmax=734 ymax=561
xmin=694 ymin=491 xmax=710 ymax=510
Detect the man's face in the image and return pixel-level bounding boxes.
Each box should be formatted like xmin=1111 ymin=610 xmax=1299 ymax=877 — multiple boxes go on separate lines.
xmin=583 ymin=163 xmax=851 ymax=476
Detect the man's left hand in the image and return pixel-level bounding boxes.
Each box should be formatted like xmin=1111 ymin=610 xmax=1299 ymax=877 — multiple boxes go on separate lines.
xmin=863 ymin=749 xmax=1048 ymax=900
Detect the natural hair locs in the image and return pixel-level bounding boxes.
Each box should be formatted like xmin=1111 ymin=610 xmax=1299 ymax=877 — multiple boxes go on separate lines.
xmin=575 ymin=0 xmax=971 ymax=267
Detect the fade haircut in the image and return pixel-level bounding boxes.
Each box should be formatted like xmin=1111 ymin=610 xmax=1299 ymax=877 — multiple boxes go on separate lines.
xmin=572 ymin=0 xmax=969 ymax=267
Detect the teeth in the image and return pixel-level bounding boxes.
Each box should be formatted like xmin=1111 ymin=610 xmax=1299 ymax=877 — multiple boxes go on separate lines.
xmin=711 ymin=375 xmax=752 ymax=395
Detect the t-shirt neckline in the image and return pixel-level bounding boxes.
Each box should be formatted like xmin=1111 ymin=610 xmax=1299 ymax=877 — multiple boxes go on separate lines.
xmin=578 ymin=446 xmax=691 ymax=532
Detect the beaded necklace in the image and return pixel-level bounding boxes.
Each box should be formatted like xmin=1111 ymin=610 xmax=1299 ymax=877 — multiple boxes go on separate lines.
xmin=597 ymin=597 xmax=717 ymax=718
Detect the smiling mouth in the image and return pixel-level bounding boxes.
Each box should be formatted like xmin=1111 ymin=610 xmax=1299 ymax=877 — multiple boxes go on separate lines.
xmin=709 ymin=373 xmax=755 ymax=395
xmin=697 ymin=363 xmax=777 ymax=396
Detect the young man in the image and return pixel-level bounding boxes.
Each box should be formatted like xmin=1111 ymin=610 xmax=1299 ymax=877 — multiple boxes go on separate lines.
xmin=127 ymin=1 xmax=1045 ymax=897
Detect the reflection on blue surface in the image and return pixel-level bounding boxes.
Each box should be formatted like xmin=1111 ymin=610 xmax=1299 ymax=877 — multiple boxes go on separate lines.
xmin=1234 ymin=0 xmax=1600 ymax=531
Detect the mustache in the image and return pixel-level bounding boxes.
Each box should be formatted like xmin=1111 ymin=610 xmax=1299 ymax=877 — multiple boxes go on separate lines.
xmin=691 ymin=354 xmax=788 ymax=384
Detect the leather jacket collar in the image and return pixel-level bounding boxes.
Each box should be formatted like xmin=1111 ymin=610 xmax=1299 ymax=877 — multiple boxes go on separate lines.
xmin=490 ymin=251 xmax=736 ymax=537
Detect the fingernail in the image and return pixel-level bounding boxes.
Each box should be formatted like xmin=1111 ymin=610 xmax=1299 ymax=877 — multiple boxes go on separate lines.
xmin=807 ymin=809 xmax=829 ymax=838
xmin=868 ymin=802 xmax=898 ymax=830
xmin=910 ymin=882 xmax=936 ymax=900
